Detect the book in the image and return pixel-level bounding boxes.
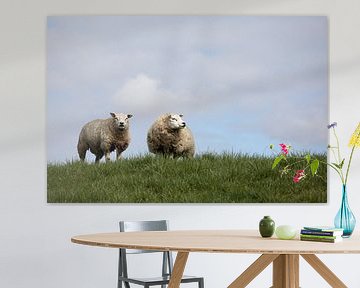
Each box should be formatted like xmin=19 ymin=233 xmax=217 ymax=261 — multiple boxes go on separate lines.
xmin=303 ymin=226 xmax=344 ymax=232
xmin=300 ymin=235 xmax=343 ymax=243
xmin=301 ymin=229 xmax=343 ymax=237
xmin=302 ymin=226 xmax=343 ymax=236
xmin=300 ymin=234 xmax=342 ymax=240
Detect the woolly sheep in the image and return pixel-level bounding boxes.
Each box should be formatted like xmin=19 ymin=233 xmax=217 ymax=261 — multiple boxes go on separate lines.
xmin=147 ymin=113 xmax=195 ymax=158
xmin=77 ymin=112 xmax=133 ymax=163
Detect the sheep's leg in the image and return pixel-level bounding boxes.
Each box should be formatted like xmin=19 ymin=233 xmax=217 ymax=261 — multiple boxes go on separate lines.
xmin=100 ymin=143 xmax=111 ymax=163
xmin=94 ymin=151 xmax=104 ymax=164
xmin=116 ymin=149 xmax=122 ymax=160
xmin=77 ymin=142 xmax=87 ymax=161
xmin=79 ymin=150 xmax=86 ymax=162
xmin=105 ymin=151 xmax=111 ymax=162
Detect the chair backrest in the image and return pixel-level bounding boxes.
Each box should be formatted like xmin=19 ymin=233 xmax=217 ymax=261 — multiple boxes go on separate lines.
xmin=118 ymin=220 xmax=174 ymax=282
xmin=120 ymin=220 xmax=168 ymax=233
xmin=119 ymin=220 xmax=169 ymax=254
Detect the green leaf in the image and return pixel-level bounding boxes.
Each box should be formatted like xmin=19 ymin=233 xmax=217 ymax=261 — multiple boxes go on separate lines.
xmin=332 ymin=160 xmax=345 ymax=169
xmin=269 ymin=144 xmax=274 ymax=149
xmin=339 ymin=158 xmax=345 ymax=169
xmin=310 ymin=159 xmax=320 ymax=176
xmin=272 ymin=155 xmax=283 ymax=169
xmin=332 ymin=162 xmax=340 ymax=169
xmin=305 ymin=154 xmax=311 ymax=164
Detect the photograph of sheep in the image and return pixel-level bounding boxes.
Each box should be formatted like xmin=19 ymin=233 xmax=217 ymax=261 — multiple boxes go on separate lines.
xmin=47 ymin=16 xmax=328 ymax=203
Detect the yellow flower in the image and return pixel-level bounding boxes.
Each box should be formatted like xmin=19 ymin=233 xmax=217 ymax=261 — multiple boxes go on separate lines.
xmin=348 ymin=122 xmax=360 ymax=147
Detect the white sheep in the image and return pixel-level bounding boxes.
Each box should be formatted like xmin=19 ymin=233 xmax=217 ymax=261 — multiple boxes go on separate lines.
xmin=147 ymin=113 xmax=195 ymax=158
xmin=77 ymin=112 xmax=132 ymax=163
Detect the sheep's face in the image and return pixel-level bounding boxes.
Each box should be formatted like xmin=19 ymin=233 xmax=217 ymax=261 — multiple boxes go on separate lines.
xmin=110 ymin=112 xmax=132 ymax=130
xmin=168 ymin=114 xmax=186 ymax=130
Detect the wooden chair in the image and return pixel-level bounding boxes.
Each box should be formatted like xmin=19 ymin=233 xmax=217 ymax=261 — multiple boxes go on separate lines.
xmin=118 ymin=220 xmax=204 ymax=288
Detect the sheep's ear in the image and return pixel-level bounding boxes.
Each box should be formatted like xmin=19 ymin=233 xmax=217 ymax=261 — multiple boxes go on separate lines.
xmin=127 ymin=114 xmax=133 ymax=119
xmin=179 ymin=114 xmax=184 ymax=117
xmin=110 ymin=112 xmax=116 ymax=118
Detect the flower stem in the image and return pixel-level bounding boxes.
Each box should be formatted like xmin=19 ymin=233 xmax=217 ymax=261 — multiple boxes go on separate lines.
xmin=345 ymin=145 xmax=356 ymax=185
xmin=330 ymin=147 xmax=339 ymax=164
xmin=333 ymin=127 xmax=342 ymax=162
xmin=332 ymin=127 xmax=345 ymax=183
xmin=345 ymin=129 xmax=360 ymax=185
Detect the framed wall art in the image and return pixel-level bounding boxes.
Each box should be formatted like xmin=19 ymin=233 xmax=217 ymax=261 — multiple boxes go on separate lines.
xmin=47 ymin=16 xmax=328 ymax=203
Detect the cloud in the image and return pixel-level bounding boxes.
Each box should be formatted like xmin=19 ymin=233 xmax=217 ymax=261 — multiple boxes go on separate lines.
xmin=112 ymin=73 xmax=199 ymax=118
xmin=113 ymin=74 xmax=172 ymax=114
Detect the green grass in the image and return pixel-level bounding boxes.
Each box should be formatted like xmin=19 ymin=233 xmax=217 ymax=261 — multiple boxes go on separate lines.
xmin=47 ymin=153 xmax=327 ymax=203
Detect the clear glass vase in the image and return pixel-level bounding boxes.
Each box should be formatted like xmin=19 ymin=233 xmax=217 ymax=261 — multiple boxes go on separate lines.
xmin=334 ymin=185 xmax=356 ymax=237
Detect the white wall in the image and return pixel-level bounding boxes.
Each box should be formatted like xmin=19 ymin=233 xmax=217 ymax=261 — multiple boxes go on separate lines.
xmin=1 ymin=0 xmax=360 ymax=287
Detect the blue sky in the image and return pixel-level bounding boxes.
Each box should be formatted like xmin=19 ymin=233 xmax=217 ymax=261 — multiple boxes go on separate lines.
xmin=47 ymin=16 xmax=328 ymax=163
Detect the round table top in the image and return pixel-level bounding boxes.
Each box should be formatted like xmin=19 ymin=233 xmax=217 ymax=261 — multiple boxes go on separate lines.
xmin=71 ymin=230 xmax=360 ymax=254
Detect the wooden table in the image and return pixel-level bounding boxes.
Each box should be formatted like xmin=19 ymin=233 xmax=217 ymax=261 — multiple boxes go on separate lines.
xmin=71 ymin=230 xmax=360 ymax=288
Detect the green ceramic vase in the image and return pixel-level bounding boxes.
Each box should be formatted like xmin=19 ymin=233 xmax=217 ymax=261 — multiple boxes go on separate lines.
xmin=259 ymin=216 xmax=275 ymax=238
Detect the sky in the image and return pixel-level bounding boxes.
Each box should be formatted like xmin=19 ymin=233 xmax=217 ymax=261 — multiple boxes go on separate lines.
xmin=47 ymin=16 xmax=328 ymax=163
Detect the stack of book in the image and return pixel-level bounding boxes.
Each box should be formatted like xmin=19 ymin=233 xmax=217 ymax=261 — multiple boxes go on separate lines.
xmin=300 ymin=226 xmax=344 ymax=243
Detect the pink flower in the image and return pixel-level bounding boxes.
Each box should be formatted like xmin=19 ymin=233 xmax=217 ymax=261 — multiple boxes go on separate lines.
xmin=293 ymin=169 xmax=305 ymax=183
xmin=279 ymin=143 xmax=289 ymax=155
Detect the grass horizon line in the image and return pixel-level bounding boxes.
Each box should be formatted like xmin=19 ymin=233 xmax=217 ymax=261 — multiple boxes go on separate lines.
xmin=47 ymin=150 xmax=328 ymax=165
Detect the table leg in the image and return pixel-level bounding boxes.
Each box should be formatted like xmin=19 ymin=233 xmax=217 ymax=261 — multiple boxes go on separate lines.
xmin=168 ymin=251 xmax=189 ymax=288
xmin=272 ymin=254 xmax=299 ymax=288
xmin=229 ymin=253 xmax=348 ymax=288
xmin=228 ymin=254 xmax=279 ymax=288
xmin=301 ymin=254 xmax=347 ymax=288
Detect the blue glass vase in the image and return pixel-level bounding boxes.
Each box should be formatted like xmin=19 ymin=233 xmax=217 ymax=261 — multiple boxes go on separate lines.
xmin=334 ymin=185 xmax=356 ymax=237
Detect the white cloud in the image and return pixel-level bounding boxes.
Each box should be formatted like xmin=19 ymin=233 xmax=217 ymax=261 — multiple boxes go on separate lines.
xmin=114 ymin=74 xmax=165 ymax=106
xmin=113 ymin=74 xmax=192 ymax=117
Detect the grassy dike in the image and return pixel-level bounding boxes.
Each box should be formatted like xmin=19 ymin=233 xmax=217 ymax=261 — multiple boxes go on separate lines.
xmin=47 ymin=153 xmax=327 ymax=203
